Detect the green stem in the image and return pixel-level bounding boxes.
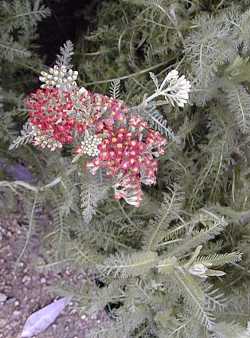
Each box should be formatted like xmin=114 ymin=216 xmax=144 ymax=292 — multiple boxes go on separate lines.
xmin=14 ymin=193 xmax=38 ymax=272
xmin=81 ymin=57 xmax=176 ymax=86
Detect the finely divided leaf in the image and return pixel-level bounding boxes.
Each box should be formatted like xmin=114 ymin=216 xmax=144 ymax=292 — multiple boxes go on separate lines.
xmin=196 ymin=252 xmax=242 ymax=267
xmin=99 ymin=251 xmax=158 ymax=278
xmin=226 ymin=85 xmax=250 ymax=134
xmin=109 ymin=79 xmax=121 ymax=99
xmin=56 ymin=40 xmax=74 ymax=68
xmin=9 ymin=122 xmax=35 ymax=150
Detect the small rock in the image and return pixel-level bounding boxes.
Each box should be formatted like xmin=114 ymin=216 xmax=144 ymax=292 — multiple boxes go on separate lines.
xmin=0 ymin=318 xmax=7 ymax=327
xmin=13 ymin=310 xmax=21 ymax=316
xmin=40 ymin=277 xmax=46 ymax=284
xmin=65 ymin=269 xmax=71 ymax=276
xmin=6 ymin=297 xmax=15 ymax=304
xmin=22 ymin=275 xmax=31 ymax=284
xmin=0 ymin=293 xmax=7 ymax=303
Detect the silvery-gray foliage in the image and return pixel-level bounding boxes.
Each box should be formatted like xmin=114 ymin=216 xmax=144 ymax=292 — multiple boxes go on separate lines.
xmin=2 ymin=1 xmax=250 ymax=337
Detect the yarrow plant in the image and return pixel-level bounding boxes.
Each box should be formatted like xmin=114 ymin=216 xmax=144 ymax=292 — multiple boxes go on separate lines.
xmin=10 ymin=41 xmax=191 ymax=207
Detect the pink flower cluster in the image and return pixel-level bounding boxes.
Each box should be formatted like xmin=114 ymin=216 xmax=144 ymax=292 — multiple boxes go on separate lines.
xmin=26 ymin=88 xmax=86 ymax=145
xmin=86 ymin=115 xmax=166 ymax=206
xmin=26 ymin=87 xmax=166 ymax=207
xmin=26 ymin=87 xmax=127 ymax=149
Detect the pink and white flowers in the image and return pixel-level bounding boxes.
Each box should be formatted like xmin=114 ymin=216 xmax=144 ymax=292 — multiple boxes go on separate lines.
xmin=13 ymin=57 xmax=191 ymax=207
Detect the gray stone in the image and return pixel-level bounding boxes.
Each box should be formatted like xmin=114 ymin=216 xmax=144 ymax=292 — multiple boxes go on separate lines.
xmin=0 ymin=292 xmax=7 ymax=303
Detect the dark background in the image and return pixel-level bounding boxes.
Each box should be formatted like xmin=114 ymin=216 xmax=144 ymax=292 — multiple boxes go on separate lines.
xmin=38 ymin=0 xmax=102 ymax=63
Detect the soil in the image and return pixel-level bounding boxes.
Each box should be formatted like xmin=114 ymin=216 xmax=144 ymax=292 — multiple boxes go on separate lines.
xmin=0 ymin=215 xmax=109 ymax=338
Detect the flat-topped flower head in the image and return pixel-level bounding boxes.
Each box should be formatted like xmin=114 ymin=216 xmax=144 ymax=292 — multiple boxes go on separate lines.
xmin=26 ymin=88 xmax=86 ymax=148
xmin=165 ymin=70 xmax=191 ymax=107
xmin=32 ymin=126 xmax=63 ymax=151
xmin=11 ymin=42 xmax=191 ymax=207
xmin=147 ymin=69 xmax=191 ymax=108
xmin=39 ymin=65 xmax=78 ymax=90
xmin=77 ymin=130 xmax=102 ymax=157
xmin=85 ymin=113 xmax=167 ymax=206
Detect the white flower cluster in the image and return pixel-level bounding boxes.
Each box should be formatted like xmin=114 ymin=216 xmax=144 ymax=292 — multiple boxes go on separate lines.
xmin=81 ymin=131 xmax=101 ymax=157
xmin=147 ymin=69 xmax=191 ymax=107
xmin=39 ymin=65 xmax=78 ymax=90
xmin=32 ymin=126 xmax=63 ymax=151
xmin=164 ymin=70 xmax=191 ymax=107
